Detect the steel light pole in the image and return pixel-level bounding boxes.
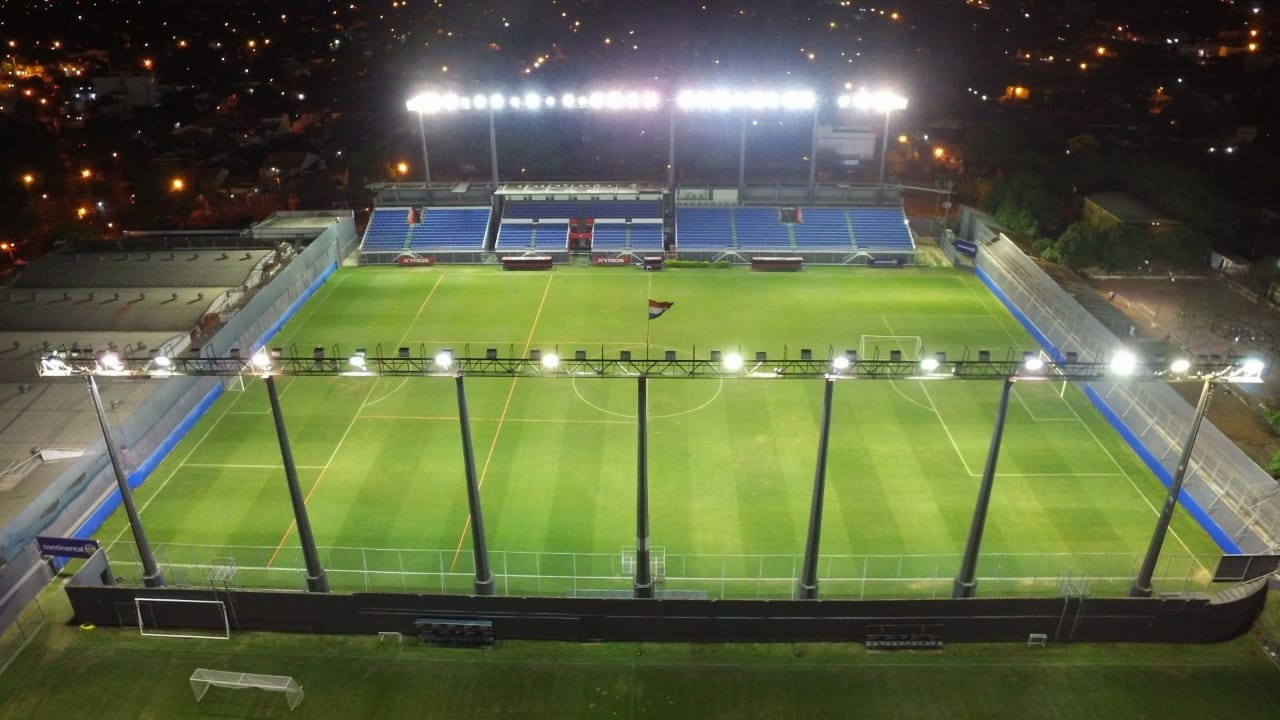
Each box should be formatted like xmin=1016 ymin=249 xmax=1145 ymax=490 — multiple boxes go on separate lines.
xmin=87 ymin=372 xmax=165 ymax=588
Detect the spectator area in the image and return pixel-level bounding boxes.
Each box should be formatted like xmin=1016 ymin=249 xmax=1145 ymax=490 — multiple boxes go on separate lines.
xmin=504 ymin=200 xmax=660 ymax=220
xmin=360 ymin=207 xmax=413 ymax=252
xmin=495 ymin=222 xmax=569 ymax=252
xmin=407 ymin=207 xmax=491 ymax=251
xmin=589 ymin=221 xmax=664 ymax=253
xmin=675 ymin=206 xmax=913 ymax=253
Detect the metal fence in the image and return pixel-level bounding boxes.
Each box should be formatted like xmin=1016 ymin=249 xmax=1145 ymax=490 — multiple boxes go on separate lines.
xmin=974 ymin=232 xmax=1280 ymax=554
xmin=103 ymin=542 xmax=1213 ymax=600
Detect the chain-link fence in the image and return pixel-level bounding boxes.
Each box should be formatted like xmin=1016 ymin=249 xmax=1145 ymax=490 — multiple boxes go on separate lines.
xmin=103 ymin=542 xmax=1213 ymax=600
xmin=973 ymin=230 xmax=1280 ymax=554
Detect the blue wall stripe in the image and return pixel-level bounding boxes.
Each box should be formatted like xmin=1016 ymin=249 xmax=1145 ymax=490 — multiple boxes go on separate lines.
xmin=71 ymin=383 xmax=223 ymax=540
xmin=974 ymin=263 xmax=1239 ymax=553
xmin=70 ymin=260 xmax=338 ymax=544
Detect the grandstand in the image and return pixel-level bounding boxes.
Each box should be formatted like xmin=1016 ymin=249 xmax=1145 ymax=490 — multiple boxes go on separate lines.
xmin=495 ymin=220 xmax=569 ymax=259
xmin=674 ymin=205 xmax=915 ymax=262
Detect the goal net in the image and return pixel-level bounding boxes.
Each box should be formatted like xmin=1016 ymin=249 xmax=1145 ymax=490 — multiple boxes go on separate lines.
xmin=858 ymin=335 xmax=924 ymax=361
xmin=621 ymin=546 xmax=667 ymax=582
xmin=135 ymin=597 xmax=230 ymax=640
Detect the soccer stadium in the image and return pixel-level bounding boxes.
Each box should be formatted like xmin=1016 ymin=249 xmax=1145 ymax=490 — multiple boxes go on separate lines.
xmin=2 ymin=87 xmax=1279 ymax=682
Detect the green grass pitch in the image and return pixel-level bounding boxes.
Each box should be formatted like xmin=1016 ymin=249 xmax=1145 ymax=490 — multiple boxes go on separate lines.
xmin=93 ymin=265 xmax=1221 ymax=597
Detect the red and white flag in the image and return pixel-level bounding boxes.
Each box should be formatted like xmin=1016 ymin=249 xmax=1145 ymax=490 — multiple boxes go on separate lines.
xmin=648 ymin=299 xmax=674 ymax=320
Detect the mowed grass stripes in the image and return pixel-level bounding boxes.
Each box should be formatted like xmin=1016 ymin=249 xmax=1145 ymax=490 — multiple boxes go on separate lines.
xmin=93 ymin=266 xmax=1222 ymax=596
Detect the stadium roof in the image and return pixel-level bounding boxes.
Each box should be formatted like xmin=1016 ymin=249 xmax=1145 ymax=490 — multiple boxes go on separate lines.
xmin=494 ymin=182 xmax=667 ymax=197
xmin=1086 ymin=192 xmax=1183 ymax=226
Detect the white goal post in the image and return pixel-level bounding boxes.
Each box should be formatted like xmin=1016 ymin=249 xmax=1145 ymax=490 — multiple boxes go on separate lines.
xmin=190 ymin=669 xmax=304 ymax=710
xmin=136 ymin=597 xmax=230 ymax=640
xmin=858 ymin=335 xmax=924 ymax=361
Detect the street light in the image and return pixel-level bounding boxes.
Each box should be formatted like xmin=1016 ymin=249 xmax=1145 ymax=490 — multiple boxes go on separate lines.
xmin=839 ymin=89 xmax=909 ymax=191
xmin=170 ymin=177 xmax=185 ymax=192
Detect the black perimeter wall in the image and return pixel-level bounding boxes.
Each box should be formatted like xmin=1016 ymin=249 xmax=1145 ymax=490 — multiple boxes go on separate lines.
xmin=67 ymin=580 xmax=1267 ymax=644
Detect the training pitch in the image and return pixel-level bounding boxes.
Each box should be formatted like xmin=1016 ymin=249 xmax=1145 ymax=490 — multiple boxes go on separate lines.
xmin=95 ymin=265 xmax=1220 ymax=598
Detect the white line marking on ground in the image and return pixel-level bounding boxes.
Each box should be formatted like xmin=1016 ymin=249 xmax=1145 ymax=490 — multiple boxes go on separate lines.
xmin=182 ymin=463 xmax=327 ymax=470
xmin=268 ymin=273 xmax=447 ymax=567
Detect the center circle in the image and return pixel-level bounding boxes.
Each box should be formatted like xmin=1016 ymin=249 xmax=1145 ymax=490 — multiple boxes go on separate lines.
xmin=570 ymin=347 xmax=725 ymax=419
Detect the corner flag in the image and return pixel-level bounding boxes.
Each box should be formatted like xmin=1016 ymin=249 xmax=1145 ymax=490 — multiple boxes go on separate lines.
xmin=648 ymin=299 xmax=674 ymax=320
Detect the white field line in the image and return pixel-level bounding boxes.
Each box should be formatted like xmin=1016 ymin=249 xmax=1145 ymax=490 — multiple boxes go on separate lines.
xmin=267 ymin=274 xmax=447 ymax=566
xmin=1057 ymin=393 xmax=1208 ymax=572
xmin=182 ymin=463 xmax=326 ymax=470
xmin=105 ymin=380 xmax=259 ymax=553
xmin=360 ymin=413 xmax=632 ymax=425
xmin=448 ymin=274 xmax=556 ymax=570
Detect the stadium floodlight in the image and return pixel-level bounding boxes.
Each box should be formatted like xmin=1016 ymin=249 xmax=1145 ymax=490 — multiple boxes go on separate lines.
xmin=473 ymin=94 xmax=488 ymax=110
xmin=1231 ymin=357 xmax=1266 ymax=384
xmin=41 ymin=354 xmax=72 ymax=376
xmin=676 ymin=88 xmax=817 ymax=112
xmin=151 ymin=355 xmax=173 ymax=369
xmin=509 ymin=96 xmax=522 ymax=109
xmin=722 ymin=352 xmax=745 ymax=372
xmin=919 ymin=357 xmax=940 ymax=373
xmin=348 ymin=353 xmax=367 ymax=370
xmin=847 ymin=89 xmax=909 ymax=113
xmin=541 ymin=352 xmax=560 ymax=369
xmin=250 ymin=349 xmax=272 ymax=372
xmin=523 ymin=92 xmax=542 ymax=109
xmin=489 ymin=93 xmax=505 ymax=110
xmin=642 ymin=90 xmax=660 ymax=109
xmin=831 ymin=355 xmax=851 ymax=372
xmin=1023 ymin=355 xmax=1045 ymax=373
xmin=544 ymin=94 xmax=556 ymax=107
xmin=561 ymin=92 xmax=576 ymax=108
xmin=588 ymin=91 xmax=605 ymax=109
xmin=1109 ymin=350 xmax=1138 ymax=376
xmin=98 ymin=351 xmax=125 ymax=373
xmin=434 ymin=349 xmax=454 ymax=370
xmin=1169 ymin=357 xmax=1192 ymax=374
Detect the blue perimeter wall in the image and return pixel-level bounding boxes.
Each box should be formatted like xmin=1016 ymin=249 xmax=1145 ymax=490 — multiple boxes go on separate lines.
xmin=974 ymin=265 xmax=1241 ymax=553
xmin=69 ymin=260 xmax=339 ymax=546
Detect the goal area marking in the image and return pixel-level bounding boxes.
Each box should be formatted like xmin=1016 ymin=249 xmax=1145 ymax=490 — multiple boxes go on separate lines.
xmin=858 ymin=335 xmax=923 ymax=361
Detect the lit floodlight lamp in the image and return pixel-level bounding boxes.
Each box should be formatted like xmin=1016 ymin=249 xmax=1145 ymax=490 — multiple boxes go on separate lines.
xmin=576 ymin=95 xmax=590 ymax=108
xmin=460 ymin=96 xmax=472 ymax=110
xmin=152 ymin=355 xmax=173 ymax=369
xmin=250 ymin=349 xmax=272 ymax=372
xmin=1169 ymin=357 xmax=1192 ymax=374
xmin=489 ymin=93 xmax=505 ymax=110
xmin=41 ymin=355 xmax=72 ymax=376
xmin=1231 ymin=357 xmax=1267 ymax=384
xmin=919 ymin=357 xmax=940 ymax=373
xmin=541 ymin=352 xmax=560 ymax=369
xmin=836 ymin=94 xmax=851 ymax=108
xmin=544 ymin=95 xmax=556 ymax=107
xmin=434 ymin=349 xmax=453 ymax=370
xmin=623 ymin=91 xmax=641 ymax=109
xmin=831 ymin=355 xmax=851 ymax=371
xmin=473 ymin=94 xmax=488 ymax=110
xmin=851 ymin=89 xmax=909 ymax=113
xmin=641 ymin=90 xmax=660 ymax=109
xmin=1023 ymin=355 xmax=1045 ymax=373
xmin=98 ymin=351 xmax=125 ymax=373
xmin=1109 ymin=350 xmax=1138 ymax=376
xmin=347 ymin=352 xmax=367 ymax=370
xmin=782 ymin=90 xmax=817 ymax=110
xmin=722 ymin=352 xmax=745 ymax=372
xmin=588 ymin=91 xmax=605 ymax=109
xmin=561 ymin=92 xmax=576 ymax=108
xmin=509 ymin=96 xmax=522 ymax=109
xmin=676 ymin=90 xmax=696 ymax=109
xmin=524 ymin=92 xmax=542 ymax=109
xmin=604 ymin=90 xmax=623 ymax=109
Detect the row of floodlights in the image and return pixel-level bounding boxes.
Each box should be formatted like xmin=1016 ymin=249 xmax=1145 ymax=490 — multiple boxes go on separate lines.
xmin=39 ymin=348 xmax=1265 ymax=380
xmin=406 ymin=88 xmax=907 ymax=114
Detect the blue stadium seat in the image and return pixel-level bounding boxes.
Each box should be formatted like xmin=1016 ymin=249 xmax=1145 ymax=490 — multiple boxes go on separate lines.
xmin=850 ymin=208 xmax=914 ymax=251
xmin=591 ymin=224 xmax=630 ymax=251
xmin=495 ymin=222 xmax=569 ymax=251
xmin=793 ymin=208 xmax=854 ymax=250
xmin=505 ymin=200 xmax=660 ymax=221
xmin=675 ymin=208 xmax=734 ymax=250
xmin=733 ymin=208 xmax=791 ymax=250
xmin=361 ymin=208 xmax=413 ymax=251
xmin=628 ymin=224 xmax=664 ymax=252
xmin=407 ymin=207 xmax=491 ymax=251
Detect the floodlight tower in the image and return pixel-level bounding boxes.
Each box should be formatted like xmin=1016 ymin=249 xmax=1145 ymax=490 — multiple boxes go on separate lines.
xmin=1129 ymin=357 xmax=1265 ymax=597
xmin=85 ymin=364 xmax=166 ymax=588
xmin=953 ymin=352 xmax=1055 ymax=599
xmin=841 ymin=90 xmax=908 ymax=195
xmin=405 ymin=96 xmax=434 ymax=194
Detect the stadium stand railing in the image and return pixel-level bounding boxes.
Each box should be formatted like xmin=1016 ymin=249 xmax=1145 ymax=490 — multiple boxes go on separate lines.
xmin=974 ymin=230 xmax=1280 ymax=555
